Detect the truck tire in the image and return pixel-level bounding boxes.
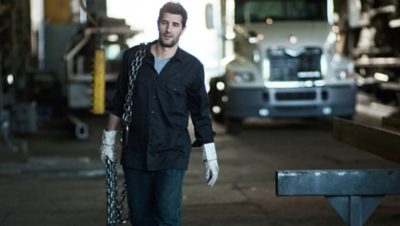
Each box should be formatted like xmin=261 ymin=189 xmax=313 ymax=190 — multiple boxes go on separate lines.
xmin=225 ymin=118 xmax=242 ymax=135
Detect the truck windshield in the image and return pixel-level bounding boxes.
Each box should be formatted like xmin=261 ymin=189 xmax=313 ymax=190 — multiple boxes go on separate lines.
xmin=235 ymin=0 xmax=327 ymax=24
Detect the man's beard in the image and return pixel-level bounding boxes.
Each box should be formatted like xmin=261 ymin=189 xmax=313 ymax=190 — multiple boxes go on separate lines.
xmin=159 ymin=33 xmax=180 ymax=47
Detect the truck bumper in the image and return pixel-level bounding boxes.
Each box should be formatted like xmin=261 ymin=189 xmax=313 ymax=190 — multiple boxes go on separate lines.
xmin=224 ymin=85 xmax=357 ymax=118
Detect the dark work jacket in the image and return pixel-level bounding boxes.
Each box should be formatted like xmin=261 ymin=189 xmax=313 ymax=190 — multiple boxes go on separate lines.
xmin=108 ymin=42 xmax=215 ymax=171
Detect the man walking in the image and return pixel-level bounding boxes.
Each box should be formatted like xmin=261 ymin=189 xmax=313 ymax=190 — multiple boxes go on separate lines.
xmin=100 ymin=2 xmax=219 ymax=225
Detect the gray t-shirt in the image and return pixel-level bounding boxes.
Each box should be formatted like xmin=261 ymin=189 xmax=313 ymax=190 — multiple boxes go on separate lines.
xmin=154 ymin=57 xmax=171 ymax=74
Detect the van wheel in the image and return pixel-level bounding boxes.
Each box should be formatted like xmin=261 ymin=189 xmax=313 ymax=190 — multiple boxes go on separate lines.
xmin=225 ymin=118 xmax=242 ymax=135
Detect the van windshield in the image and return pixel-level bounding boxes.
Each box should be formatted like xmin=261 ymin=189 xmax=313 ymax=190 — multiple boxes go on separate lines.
xmin=235 ymin=0 xmax=328 ymax=24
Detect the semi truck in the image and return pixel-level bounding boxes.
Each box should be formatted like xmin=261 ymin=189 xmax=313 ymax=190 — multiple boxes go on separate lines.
xmin=207 ymin=0 xmax=357 ymax=134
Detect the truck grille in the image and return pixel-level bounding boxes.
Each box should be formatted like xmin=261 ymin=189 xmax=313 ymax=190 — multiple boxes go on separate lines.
xmin=275 ymin=91 xmax=316 ymax=101
xmin=268 ymin=47 xmax=322 ymax=81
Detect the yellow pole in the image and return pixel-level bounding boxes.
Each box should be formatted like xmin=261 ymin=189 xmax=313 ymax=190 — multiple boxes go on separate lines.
xmin=92 ymin=48 xmax=106 ymax=114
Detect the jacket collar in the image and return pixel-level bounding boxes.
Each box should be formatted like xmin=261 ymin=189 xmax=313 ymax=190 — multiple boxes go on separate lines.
xmin=146 ymin=40 xmax=187 ymax=63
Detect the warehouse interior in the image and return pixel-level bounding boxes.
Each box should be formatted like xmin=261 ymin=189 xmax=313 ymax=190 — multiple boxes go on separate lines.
xmin=0 ymin=0 xmax=399 ymax=226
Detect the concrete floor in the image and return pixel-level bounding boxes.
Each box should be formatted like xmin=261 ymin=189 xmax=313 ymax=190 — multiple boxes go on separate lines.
xmin=1 ymin=105 xmax=400 ymax=225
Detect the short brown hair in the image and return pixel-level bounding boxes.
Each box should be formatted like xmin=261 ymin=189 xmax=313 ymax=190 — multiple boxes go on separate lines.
xmin=157 ymin=2 xmax=188 ymax=27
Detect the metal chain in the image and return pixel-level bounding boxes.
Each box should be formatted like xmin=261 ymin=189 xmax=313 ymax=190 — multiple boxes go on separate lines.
xmin=120 ymin=43 xmax=146 ymax=145
xmin=106 ymin=44 xmax=146 ymax=225
xmin=122 ymin=43 xmax=147 ymax=128
xmin=106 ymin=157 xmax=129 ymax=226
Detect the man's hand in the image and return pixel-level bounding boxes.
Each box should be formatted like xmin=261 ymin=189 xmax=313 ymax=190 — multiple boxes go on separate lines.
xmin=202 ymin=143 xmax=219 ymax=187
xmin=100 ymin=130 xmax=117 ymax=163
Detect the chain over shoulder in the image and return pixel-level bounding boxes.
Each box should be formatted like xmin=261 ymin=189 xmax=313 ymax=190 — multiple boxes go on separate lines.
xmin=106 ymin=43 xmax=147 ymax=226
xmin=121 ymin=43 xmax=147 ymax=146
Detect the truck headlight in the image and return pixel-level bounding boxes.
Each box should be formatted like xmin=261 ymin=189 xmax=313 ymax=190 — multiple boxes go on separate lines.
xmin=228 ymin=71 xmax=255 ymax=83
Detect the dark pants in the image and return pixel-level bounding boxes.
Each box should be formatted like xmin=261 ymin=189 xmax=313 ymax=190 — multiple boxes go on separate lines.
xmin=123 ymin=168 xmax=186 ymax=226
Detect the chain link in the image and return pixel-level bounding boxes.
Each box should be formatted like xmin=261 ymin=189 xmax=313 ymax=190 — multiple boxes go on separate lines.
xmin=106 ymin=157 xmax=129 ymax=226
xmin=122 ymin=43 xmax=147 ymax=128
xmin=120 ymin=43 xmax=146 ymax=146
xmin=106 ymin=44 xmax=147 ymax=225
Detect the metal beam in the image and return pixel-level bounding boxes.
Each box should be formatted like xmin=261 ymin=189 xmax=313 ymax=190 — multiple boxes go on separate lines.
xmin=332 ymin=117 xmax=400 ymax=164
xmin=276 ymin=170 xmax=400 ymax=226
xmin=276 ymin=170 xmax=400 ymax=196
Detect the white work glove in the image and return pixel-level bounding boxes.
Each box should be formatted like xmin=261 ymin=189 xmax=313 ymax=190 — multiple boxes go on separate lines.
xmin=100 ymin=130 xmax=117 ymax=163
xmin=202 ymin=142 xmax=219 ymax=187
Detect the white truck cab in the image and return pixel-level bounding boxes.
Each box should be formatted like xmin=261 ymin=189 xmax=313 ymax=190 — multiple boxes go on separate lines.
xmin=208 ymin=0 xmax=357 ymax=134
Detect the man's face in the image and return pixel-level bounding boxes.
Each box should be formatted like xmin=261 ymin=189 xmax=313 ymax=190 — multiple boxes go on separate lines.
xmin=158 ymin=12 xmax=185 ymax=48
